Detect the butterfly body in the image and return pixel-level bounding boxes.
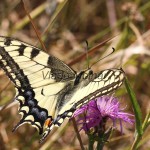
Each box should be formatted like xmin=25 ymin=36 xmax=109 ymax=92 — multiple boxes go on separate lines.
xmin=0 ymin=36 xmax=125 ymax=142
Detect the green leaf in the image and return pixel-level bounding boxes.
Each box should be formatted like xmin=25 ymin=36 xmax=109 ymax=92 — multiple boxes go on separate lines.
xmin=124 ymin=77 xmax=143 ymax=137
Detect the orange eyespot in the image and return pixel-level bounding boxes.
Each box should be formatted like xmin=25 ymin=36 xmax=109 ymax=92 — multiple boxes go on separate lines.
xmin=44 ymin=118 xmax=52 ymax=128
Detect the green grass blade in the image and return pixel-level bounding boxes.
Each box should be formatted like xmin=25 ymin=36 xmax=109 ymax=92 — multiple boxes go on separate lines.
xmin=124 ymin=77 xmax=143 ymax=137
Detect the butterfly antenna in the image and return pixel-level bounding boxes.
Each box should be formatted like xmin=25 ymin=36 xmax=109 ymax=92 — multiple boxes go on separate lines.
xmin=90 ymin=47 xmax=115 ymax=68
xmin=85 ymin=40 xmax=90 ymax=69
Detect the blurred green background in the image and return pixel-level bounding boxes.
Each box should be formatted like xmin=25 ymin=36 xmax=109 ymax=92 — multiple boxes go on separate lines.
xmin=0 ymin=0 xmax=150 ymax=149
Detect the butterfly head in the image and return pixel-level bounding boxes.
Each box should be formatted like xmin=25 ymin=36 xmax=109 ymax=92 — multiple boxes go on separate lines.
xmin=74 ymin=69 xmax=93 ymax=85
xmin=83 ymin=69 xmax=93 ymax=78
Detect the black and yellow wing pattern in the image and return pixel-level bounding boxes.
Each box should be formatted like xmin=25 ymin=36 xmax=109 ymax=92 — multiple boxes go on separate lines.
xmin=0 ymin=36 xmax=124 ymax=142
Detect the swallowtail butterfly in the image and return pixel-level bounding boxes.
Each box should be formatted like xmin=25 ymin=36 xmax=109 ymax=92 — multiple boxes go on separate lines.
xmin=0 ymin=36 xmax=124 ymax=142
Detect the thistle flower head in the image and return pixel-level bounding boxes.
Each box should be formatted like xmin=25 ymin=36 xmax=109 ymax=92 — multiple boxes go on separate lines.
xmin=73 ymin=96 xmax=134 ymax=132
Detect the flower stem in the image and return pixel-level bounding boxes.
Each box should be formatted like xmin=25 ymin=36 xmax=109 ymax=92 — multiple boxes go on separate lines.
xmin=97 ymin=139 xmax=104 ymax=150
xmin=71 ymin=117 xmax=85 ymax=150
xmin=88 ymin=136 xmax=94 ymax=150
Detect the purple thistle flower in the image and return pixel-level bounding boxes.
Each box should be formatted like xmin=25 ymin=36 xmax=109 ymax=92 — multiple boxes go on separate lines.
xmin=73 ymin=96 xmax=134 ymax=133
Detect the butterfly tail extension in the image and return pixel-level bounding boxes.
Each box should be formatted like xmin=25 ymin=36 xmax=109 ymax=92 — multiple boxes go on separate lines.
xmin=40 ymin=108 xmax=75 ymax=143
xmin=40 ymin=124 xmax=55 ymax=143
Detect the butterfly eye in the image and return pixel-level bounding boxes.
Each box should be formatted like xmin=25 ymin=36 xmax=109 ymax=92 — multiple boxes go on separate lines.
xmin=88 ymin=70 xmax=93 ymax=75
